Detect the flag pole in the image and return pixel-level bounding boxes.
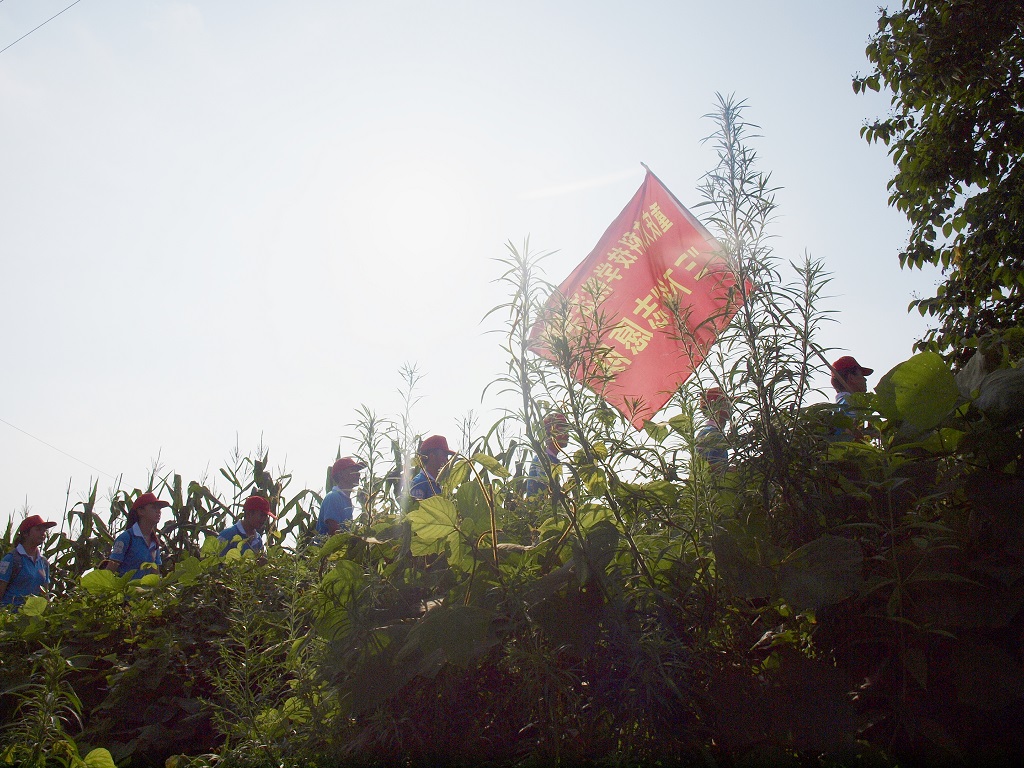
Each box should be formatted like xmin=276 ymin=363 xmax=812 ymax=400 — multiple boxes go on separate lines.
xmin=640 ymin=162 xmax=844 ymax=382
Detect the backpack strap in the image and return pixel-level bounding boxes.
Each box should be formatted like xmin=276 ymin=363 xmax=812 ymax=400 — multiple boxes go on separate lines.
xmin=123 ymin=530 xmax=134 ymax=565
xmin=3 ymin=550 xmax=22 ymax=583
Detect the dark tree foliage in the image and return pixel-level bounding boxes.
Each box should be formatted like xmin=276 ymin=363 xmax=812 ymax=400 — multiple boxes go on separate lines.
xmin=855 ymin=0 xmax=1024 ymax=365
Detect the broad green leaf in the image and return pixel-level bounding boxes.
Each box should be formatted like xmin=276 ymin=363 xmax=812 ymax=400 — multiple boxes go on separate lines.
xmin=82 ymin=748 xmax=117 ymax=768
xmin=643 ymin=421 xmax=670 ymax=443
xmin=975 ymin=368 xmax=1024 ymax=422
xmin=581 ymin=467 xmax=607 ymax=495
xmin=80 ymin=568 xmax=122 ymax=595
xmin=455 ymin=480 xmax=491 ymax=531
xmin=777 ymin=535 xmax=864 ymax=612
xmin=900 ymin=427 xmax=965 ymax=454
xmin=317 ymin=560 xmax=365 ymax=639
xmin=582 ymin=520 xmax=619 ymax=575
xmin=578 ymin=504 xmax=614 ymax=529
xmin=19 ymin=595 xmax=47 ymax=616
xmin=443 ymin=458 xmax=471 ymax=491
xmin=172 ymin=555 xmax=203 ymax=585
xmin=408 ymin=496 xmax=459 ymax=544
xmin=446 ymin=530 xmax=474 ymax=572
xmin=399 ymin=604 xmax=497 ymax=672
xmin=875 ymin=352 xmax=959 ymax=431
xmin=321 ymin=559 xmax=364 ymax=600
xmin=711 ymin=531 xmax=776 ymax=600
xmin=316 ymin=532 xmax=351 ymax=560
xmin=667 ymin=413 xmax=691 ymax=436
xmin=200 ymin=535 xmax=222 ymax=557
xmin=639 ymin=480 xmax=681 ymax=505
xmin=410 ymin=535 xmax=446 ymax=556
xmin=471 ymin=453 xmax=510 ymax=478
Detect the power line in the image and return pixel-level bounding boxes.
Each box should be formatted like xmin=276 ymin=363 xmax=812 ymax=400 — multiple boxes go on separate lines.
xmin=0 ymin=0 xmax=84 ymax=56
xmin=0 ymin=416 xmax=116 ymax=479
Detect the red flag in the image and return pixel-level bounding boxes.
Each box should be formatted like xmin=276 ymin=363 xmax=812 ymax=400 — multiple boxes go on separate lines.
xmin=531 ymin=169 xmax=747 ymax=430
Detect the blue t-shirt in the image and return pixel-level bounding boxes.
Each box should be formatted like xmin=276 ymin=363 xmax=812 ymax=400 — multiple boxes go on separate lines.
xmin=835 ymin=391 xmax=854 ymax=417
xmin=108 ymin=524 xmax=162 ymax=579
xmin=831 ymin=391 xmax=859 ymax=440
xmin=695 ymin=421 xmax=729 ymax=472
xmin=524 ymin=448 xmax=561 ymax=497
xmin=0 ymin=546 xmax=50 ymax=607
xmin=409 ymin=471 xmax=440 ymax=501
xmin=217 ymin=520 xmax=264 ymax=556
xmin=317 ymin=488 xmax=353 ymax=535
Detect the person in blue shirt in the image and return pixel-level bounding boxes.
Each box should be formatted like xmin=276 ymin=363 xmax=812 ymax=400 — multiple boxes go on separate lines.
xmin=103 ymin=492 xmax=167 ymax=579
xmin=831 ymin=355 xmax=874 ymax=440
xmin=317 ymin=457 xmax=365 ymax=536
xmin=525 ymin=412 xmax=569 ymax=497
xmin=832 ymin=355 xmax=873 ymax=411
xmin=218 ymin=494 xmax=276 ymax=556
xmin=410 ymin=435 xmax=455 ymax=501
xmin=0 ymin=514 xmax=57 ymax=608
xmin=695 ymin=387 xmax=730 ymax=474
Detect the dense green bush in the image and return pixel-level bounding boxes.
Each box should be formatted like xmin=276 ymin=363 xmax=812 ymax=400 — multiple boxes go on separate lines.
xmin=3 ymin=98 xmax=1023 ymax=767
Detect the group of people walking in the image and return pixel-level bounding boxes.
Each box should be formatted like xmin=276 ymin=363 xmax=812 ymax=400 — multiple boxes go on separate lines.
xmin=1 ymin=358 xmax=873 ymax=610
xmin=313 ymin=434 xmax=458 ymax=537
xmin=0 ymin=490 xmax=277 ymax=609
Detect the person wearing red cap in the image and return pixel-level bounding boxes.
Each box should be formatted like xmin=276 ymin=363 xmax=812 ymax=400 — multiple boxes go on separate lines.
xmin=410 ymin=435 xmax=455 ymax=501
xmin=695 ymin=387 xmax=730 ymax=474
xmin=832 ymin=356 xmax=874 ymax=410
xmin=218 ymin=494 xmax=276 ymax=556
xmin=831 ymin=355 xmax=874 ymax=440
xmin=0 ymin=515 xmax=58 ymax=608
xmin=103 ymin=492 xmax=168 ymax=579
xmin=525 ymin=412 xmax=569 ymax=497
xmin=317 ymin=457 xmax=366 ymax=536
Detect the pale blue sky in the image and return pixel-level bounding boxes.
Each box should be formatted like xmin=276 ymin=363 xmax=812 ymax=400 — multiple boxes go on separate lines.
xmin=1 ymin=1 xmax=937 ymax=525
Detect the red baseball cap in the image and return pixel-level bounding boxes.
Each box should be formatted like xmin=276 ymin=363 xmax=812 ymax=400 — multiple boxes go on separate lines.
xmin=242 ymin=494 xmax=276 ymax=519
xmin=331 ymin=457 xmax=366 ymax=481
xmin=832 ymin=356 xmax=874 ymax=376
xmin=543 ymin=412 xmax=568 ymax=431
xmin=130 ymin=492 xmax=171 ymax=512
xmin=18 ymin=515 xmax=57 ymax=534
xmin=419 ymin=435 xmax=454 ymax=455
xmin=703 ymin=387 xmax=727 ymax=406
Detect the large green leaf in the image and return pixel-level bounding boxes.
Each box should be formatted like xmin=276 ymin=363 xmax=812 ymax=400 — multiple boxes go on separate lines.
xmin=643 ymin=420 xmax=670 ymax=443
xmin=82 ymin=748 xmax=117 ymax=768
xmin=777 ymin=535 xmax=864 ymax=612
xmin=667 ymin=413 xmax=692 ymax=436
xmin=170 ymin=555 xmax=203 ymax=586
xmin=471 ymin=452 xmax=510 ymax=478
xmin=19 ymin=595 xmax=48 ymax=616
xmin=712 ymin=531 xmax=775 ymax=600
xmin=573 ymin=520 xmax=619 ymax=583
xmin=80 ymin=568 xmax=123 ymax=595
xmin=321 ymin=559 xmax=364 ymax=602
xmin=408 ymin=496 xmax=459 ymax=544
xmin=317 ymin=560 xmax=366 ymax=639
xmin=875 ymin=352 xmax=959 ymax=431
xmin=443 ymin=457 xmax=471 ymax=491
xmin=975 ymin=368 xmax=1024 ymax=422
xmin=455 ymin=480 xmax=491 ymax=532
xmin=398 ymin=604 xmax=497 ymax=674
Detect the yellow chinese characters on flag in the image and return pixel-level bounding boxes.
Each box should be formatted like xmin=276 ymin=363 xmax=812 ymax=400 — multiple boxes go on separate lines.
xmin=531 ymin=169 xmax=747 ymax=430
